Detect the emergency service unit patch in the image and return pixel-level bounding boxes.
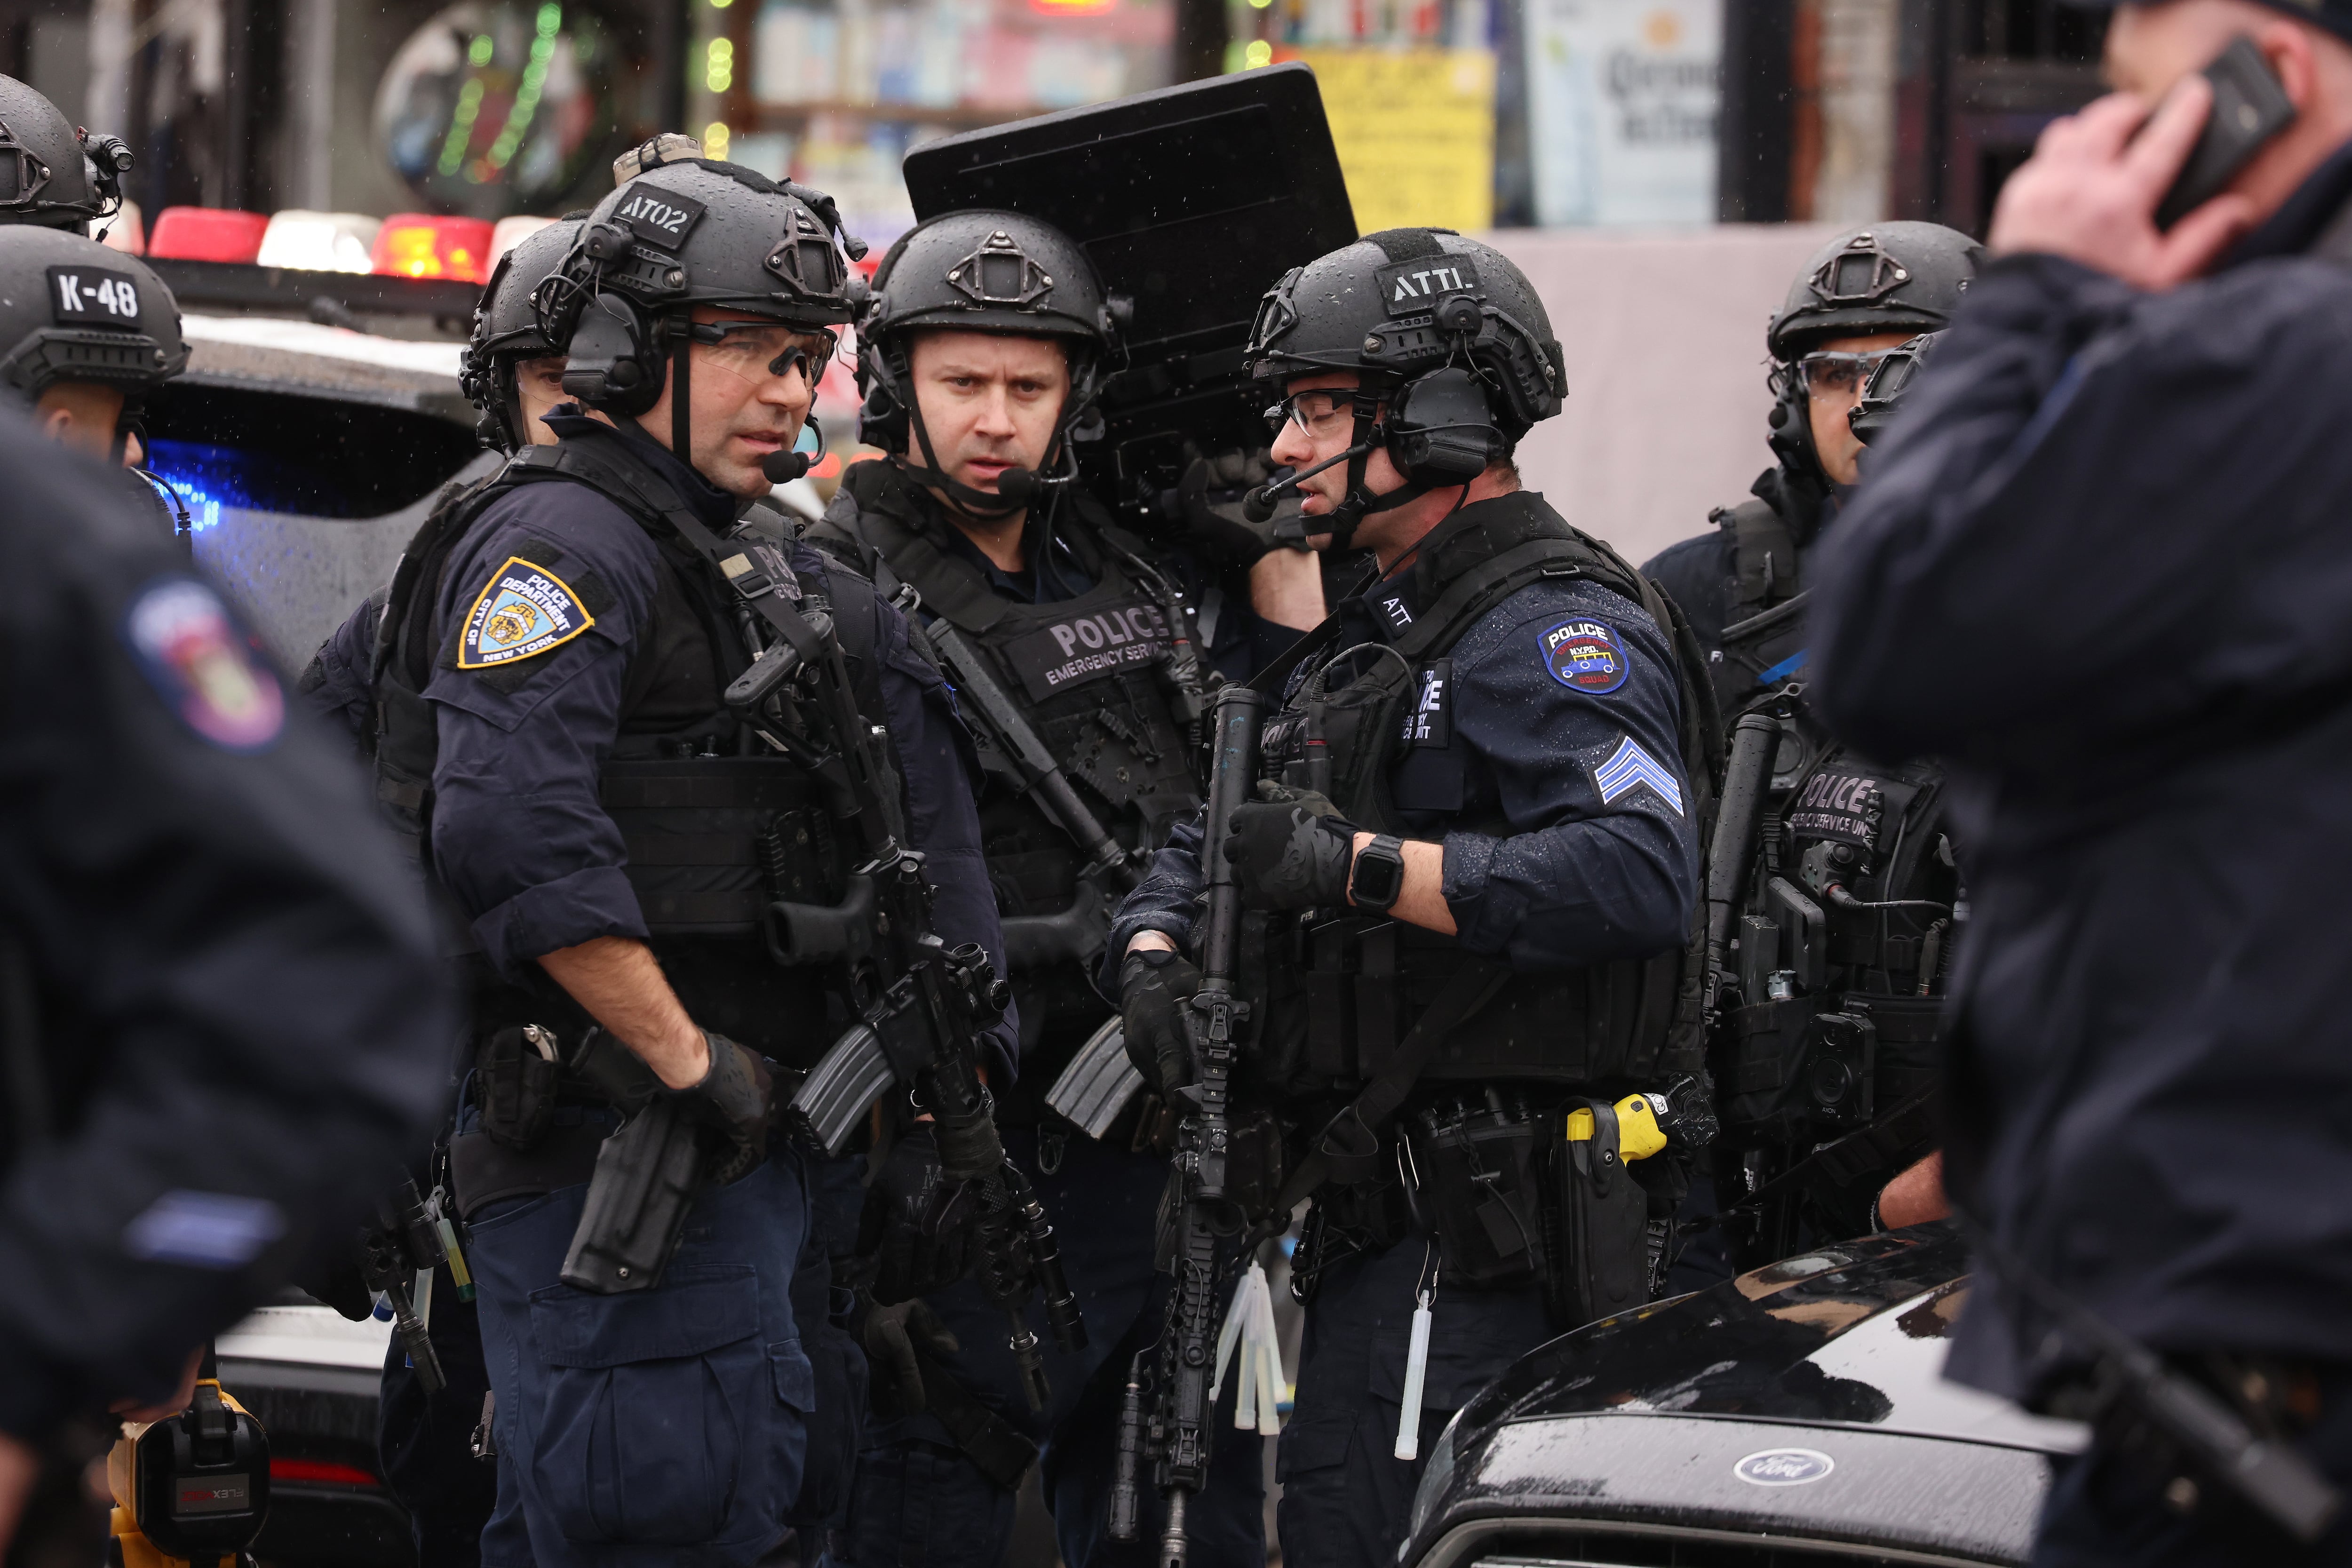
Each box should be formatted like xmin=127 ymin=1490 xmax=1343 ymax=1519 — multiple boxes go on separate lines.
xmin=1591 ymin=735 xmax=1684 ymax=816
xmin=124 ymin=577 xmax=285 ymax=752
xmin=1541 ymin=617 xmax=1629 ymax=694
xmin=1400 ymin=659 xmax=1452 ymax=748
xmin=999 ymin=597 xmax=1170 ymax=702
xmin=457 ymin=557 xmax=597 ymax=669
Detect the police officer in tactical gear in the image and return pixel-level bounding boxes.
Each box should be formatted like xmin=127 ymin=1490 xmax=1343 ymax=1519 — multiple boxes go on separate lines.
xmin=0 ymin=406 xmax=452 ymax=1559
xmin=1640 ymin=226 xmax=1975 ymax=1281
xmin=303 ymin=155 xmax=1015 ymax=1567
xmin=0 ymin=225 xmax=186 ymax=468
xmin=804 ymin=206 xmax=1277 ymax=1568
xmin=0 ymin=74 xmax=132 ymax=236
xmin=1645 ymin=222 xmax=1980 ymax=672
xmin=1111 ymin=229 xmax=1708 ymax=1568
xmin=299 ymin=218 xmax=591 ymax=1568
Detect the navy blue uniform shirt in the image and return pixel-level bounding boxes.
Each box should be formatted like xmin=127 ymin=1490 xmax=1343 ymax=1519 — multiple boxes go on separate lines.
xmin=1812 ymin=141 xmax=2352 ymax=1394
xmin=0 ymin=413 xmax=451 ymax=1441
xmin=307 ymin=420 xmax=1016 ymax=1074
xmin=1110 ymin=497 xmax=1697 ymax=976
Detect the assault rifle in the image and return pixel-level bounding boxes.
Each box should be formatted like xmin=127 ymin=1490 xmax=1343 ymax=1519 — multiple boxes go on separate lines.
xmin=708 ymin=550 xmax=1086 ymax=1412
xmin=923 ymin=617 xmax=1143 ymax=968
xmin=1109 ymin=685 xmax=1266 ymax=1567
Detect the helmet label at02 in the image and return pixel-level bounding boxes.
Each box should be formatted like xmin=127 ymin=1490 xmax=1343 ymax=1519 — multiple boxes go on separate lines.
xmin=615 ymin=187 xmax=707 ymax=250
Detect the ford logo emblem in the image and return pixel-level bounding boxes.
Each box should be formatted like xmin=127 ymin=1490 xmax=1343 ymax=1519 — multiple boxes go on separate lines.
xmin=1733 ymin=1448 xmax=1836 ymax=1486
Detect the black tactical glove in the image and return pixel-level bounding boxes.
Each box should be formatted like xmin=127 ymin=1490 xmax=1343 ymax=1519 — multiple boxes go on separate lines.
xmin=668 ymin=1030 xmax=773 ymax=1185
xmin=861 ymin=1127 xmax=972 ymax=1304
xmin=1177 ymin=449 xmax=1306 ymax=567
xmin=1119 ymin=946 xmax=1203 ymax=1096
xmin=1223 ymin=780 xmax=1355 ymax=911
xmin=855 ymin=1291 xmax=961 ymax=1420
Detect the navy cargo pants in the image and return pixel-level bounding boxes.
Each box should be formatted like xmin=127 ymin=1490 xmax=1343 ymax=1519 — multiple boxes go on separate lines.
xmin=467 ymin=1147 xmax=818 ymax=1568
xmin=841 ymin=1125 xmax=1266 ymax=1568
xmin=1278 ymin=1233 xmax=1549 ymax=1568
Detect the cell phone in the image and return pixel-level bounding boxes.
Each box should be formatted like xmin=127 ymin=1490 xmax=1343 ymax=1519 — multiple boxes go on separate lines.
xmin=2154 ymin=35 xmax=2296 ymax=230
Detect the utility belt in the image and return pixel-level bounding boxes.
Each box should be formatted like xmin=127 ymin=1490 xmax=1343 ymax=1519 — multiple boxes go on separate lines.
xmin=444 ymin=1023 xmax=799 ymax=1220
xmin=1290 ymin=1085 xmax=1678 ymax=1333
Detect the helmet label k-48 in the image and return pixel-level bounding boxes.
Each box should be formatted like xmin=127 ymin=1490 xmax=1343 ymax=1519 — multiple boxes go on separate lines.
xmin=48 ymin=265 xmax=141 ymax=327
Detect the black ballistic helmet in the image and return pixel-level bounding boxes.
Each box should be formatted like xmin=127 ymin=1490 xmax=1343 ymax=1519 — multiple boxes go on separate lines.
xmin=1766 ymin=223 xmax=1979 ymax=364
xmin=0 ymin=226 xmax=186 ymax=401
xmin=1765 ymin=222 xmax=1977 ymax=486
xmin=1847 ymin=330 xmax=1943 ymax=448
xmin=0 ymin=75 xmax=131 ymax=232
xmin=1242 ymin=228 xmax=1564 ymax=545
xmin=463 ymin=216 xmax=583 ymax=451
xmin=533 ymin=158 xmax=865 ymax=474
xmin=855 ymin=208 xmax=1128 ymax=517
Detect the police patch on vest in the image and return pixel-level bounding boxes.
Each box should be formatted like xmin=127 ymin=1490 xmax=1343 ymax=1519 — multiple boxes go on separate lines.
xmin=999 ymin=597 xmax=1169 ymax=702
xmin=1590 ymin=735 xmax=1683 ymax=816
xmin=1400 ymin=659 xmax=1452 ymax=748
xmin=1788 ymin=767 xmax=1882 ymax=847
xmin=456 ymin=557 xmax=597 ymax=669
xmin=1541 ymin=618 xmax=1629 ymax=694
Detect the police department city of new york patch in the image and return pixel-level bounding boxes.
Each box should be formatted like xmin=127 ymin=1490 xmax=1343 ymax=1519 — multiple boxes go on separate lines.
xmin=124 ymin=577 xmax=286 ymax=752
xmin=1540 ymin=617 xmax=1629 ymax=694
xmin=457 ymin=557 xmax=597 ymax=670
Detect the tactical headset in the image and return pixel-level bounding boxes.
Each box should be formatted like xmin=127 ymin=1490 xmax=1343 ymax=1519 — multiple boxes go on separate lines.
xmin=1241 ymin=229 xmax=1563 ymax=549
xmin=532 ymin=156 xmax=866 ymax=485
xmin=853 ymin=210 xmax=1128 ymax=522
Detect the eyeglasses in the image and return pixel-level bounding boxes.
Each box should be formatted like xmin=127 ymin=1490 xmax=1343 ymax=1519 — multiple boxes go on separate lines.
xmin=1796 ymin=349 xmax=1896 ymax=396
xmin=691 ymin=320 xmax=839 ymax=385
xmin=1263 ymin=388 xmax=1359 ymax=439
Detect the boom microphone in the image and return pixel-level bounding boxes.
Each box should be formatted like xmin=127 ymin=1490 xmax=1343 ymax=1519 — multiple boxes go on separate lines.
xmin=996 ymin=466 xmax=1078 ymax=507
xmin=1241 ymin=445 xmax=1370 ymax=522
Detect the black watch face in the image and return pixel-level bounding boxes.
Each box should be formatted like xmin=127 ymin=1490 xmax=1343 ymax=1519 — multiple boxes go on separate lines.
xmin=1354 ymin=844 xmax=1404 ymax=907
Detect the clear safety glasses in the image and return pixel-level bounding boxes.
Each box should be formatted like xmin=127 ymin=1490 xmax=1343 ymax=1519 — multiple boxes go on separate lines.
xmin=1796 ymin=348 xmax=1897 ymax=397
xmin=691 ymin=320 xmax=839 ymax=387
xmin=1263 ymin=388 xmax=1357 ymax=440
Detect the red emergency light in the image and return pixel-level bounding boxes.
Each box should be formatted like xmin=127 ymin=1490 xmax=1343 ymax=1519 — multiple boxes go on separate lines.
xmin=146 ymin=207 xmax=270 ymax=263
xmin=370 ymin=215 xmax=495 ymax=284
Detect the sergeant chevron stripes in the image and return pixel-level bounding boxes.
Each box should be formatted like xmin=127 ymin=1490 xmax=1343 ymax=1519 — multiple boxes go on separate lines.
xmin=1591 ymin=735 xmax=1683 ymax=816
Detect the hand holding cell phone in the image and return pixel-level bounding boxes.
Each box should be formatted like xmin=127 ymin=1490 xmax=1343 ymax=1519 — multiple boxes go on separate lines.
xmin=1988 ymin=41 xmax=2279 ymax=291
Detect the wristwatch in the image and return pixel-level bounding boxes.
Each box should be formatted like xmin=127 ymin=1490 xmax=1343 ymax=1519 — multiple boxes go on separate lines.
xmin=1347 ymin=833 xmax=1406 ymax=913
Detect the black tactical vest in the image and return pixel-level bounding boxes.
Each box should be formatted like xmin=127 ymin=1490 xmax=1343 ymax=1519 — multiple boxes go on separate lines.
xmin=366 ymin=438 xmax=886 ymax=1060
xmin=1250 ymin=493 xmax=1720 ymax=1100
xmin=1716 ymin=740 xmax=1956 ymax=1144
xmin=809 ymin=461 xmax=1201 ymax=931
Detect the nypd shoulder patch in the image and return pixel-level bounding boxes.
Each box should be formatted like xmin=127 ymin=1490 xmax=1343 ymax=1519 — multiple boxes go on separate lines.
xmin=125 ymin=577 xmax=286 ymax=752
xmin=1540 ymin=617 xmax=1629 ymax=694
xmin=457 ymin=557 xmax=597 ymax=670
xmin=1590 ymin=735 xmax=1684 ymax=817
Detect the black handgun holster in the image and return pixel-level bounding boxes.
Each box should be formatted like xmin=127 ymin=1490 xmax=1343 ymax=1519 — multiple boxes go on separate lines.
xmin=1547 ymin=1098 xmax=1650 ymax=1332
